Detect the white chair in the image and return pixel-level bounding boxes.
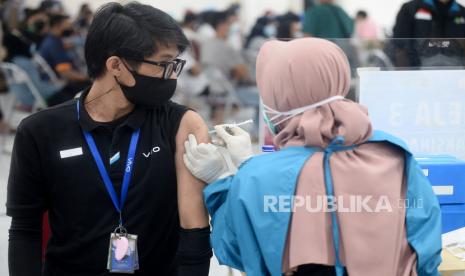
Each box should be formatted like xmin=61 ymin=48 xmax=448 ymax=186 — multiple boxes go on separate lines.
xmin=33 ymin=54 xmax=61 ymax=85
xmin=0 ymin=91 xmax=16 ymax=153
xmin=0 ymin=62 xmax=48 ymax=153
xmin=0 ymin=62 xmax=47 ymax=112
xmin=364 ymin=49 xmax=395 ymax=69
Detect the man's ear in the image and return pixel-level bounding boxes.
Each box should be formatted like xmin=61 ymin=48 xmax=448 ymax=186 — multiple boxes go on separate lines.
xmin=106 ymin=56 xmax=123 ymax=77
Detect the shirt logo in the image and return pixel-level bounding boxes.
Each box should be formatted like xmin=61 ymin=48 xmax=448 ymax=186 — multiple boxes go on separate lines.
xmin=143 ymin=146 xmax=161 ymax=158
xmin=60 ymin=147 xmax=83 ymax=159
xmin=110 ymin=152 xmax=120 ymax=165
xmin=126 ymin=158 xmax=134 ymax=173
xmin=455 ymin=16 xmax=465 ymax=24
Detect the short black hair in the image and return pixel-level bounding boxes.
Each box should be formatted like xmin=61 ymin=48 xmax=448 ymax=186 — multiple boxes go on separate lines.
xmin=84 ymin=2 xmax=190 ymax=79
xmin=356 ymin=10 xmax=368 ymax=19
xmin=49 ymin=14 xmax=69 ymax=28
xmin=277 ymin=12 xmax=300 ymax=38
xmin=226 ymin=4 xmax=240 ymax=16
xmin=210 ymin=11 xmax=231 ymax=30
xmin=24 ymin=8 xmax=44 ymax=19
xmin=183 ymin=11 xmax=198 ymax=26
xmin=39 ymin=0 xmax=62 ymax=12
xmin=199 ymin=11 xmax=216 ymax=26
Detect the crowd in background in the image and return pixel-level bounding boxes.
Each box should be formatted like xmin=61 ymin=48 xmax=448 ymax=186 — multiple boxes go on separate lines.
xmin=0 ymin=0 xmax=93 ymax=135
xmin=0 ymin=0 xmax=465 ymax=137
xmin=0 ymin=0 xmax=379 ymax=137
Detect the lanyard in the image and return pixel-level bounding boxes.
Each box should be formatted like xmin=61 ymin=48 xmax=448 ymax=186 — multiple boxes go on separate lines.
xmin=76 ymin=101 xmax=140 ymax=226
xmin=321 ymin=136 xmax=356 ymax=276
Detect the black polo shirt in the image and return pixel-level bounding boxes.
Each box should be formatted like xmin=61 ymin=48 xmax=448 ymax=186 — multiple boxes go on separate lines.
xmin=393 ymin=0 xmax=465 ymax=67
xmin=7 ymin=88 xmax=189 ymax=275
xmin=394 ymin=0 xmax=465 ymax=38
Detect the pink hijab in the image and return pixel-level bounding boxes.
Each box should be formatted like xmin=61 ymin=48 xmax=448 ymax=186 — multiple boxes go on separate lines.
xmin=256 ymin=38 xmax=417 ymax=275
xmin=256 ymin=38 xmax=372 ymax=148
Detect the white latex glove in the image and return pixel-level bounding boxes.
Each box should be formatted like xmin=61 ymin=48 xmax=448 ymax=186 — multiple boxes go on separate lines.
xmin=183 ymin=134 xmax=232 ymax=184
xmin=214 ymin=125 xmax=254 ymax=168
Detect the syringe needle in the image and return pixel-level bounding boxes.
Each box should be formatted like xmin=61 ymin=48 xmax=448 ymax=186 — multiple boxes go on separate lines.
xmin=208 ymin=119 xmax=254 ymax=134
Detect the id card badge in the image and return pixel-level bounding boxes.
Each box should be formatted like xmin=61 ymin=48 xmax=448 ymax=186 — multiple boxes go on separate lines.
xmin=107 ymin=227 xmax=139 ymax=273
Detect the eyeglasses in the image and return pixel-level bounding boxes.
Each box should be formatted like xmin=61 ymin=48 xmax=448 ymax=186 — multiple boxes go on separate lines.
xmin=134 ymin=58 xmax=186 ymax=79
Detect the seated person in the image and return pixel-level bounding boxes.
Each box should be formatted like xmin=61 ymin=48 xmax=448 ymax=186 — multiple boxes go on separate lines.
xmin=39 ymin=14 xmax=90 ymax=95
xmin=2 ymin=9 xmax=74 ymax=108
xmin=178 ymin=12 xmax=209 ymax=99
xmin=201 ymin=11 xmax=259 ymax=130
xmin=244 ymin=15 xmax=277 ymax=82
xmin=178 ymin=50 xmax=209 ymax=98
xmin=201 ymin=11 xmax=252 ymax=87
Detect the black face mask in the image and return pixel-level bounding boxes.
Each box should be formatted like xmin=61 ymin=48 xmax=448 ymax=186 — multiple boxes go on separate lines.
xmin=32 ymin=20 xmax=46 ymax=34
xmin=61 ymin=28 xmax=74 ymax=37
xmin=117 ymin=71 xmax=177 ymax=108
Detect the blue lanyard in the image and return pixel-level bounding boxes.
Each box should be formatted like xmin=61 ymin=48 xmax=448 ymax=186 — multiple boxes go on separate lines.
xmin=76 ymin=101 xmax=140 ymax=226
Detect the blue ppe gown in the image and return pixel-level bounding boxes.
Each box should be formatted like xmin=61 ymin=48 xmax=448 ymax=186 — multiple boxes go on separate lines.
xmin=204 ymin=130 xmax=442 ymax=276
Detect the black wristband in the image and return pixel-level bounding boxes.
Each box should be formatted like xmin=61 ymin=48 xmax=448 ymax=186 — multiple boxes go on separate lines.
xmin=176 ymin=226 xmax=212 ymax=276
xmin=177 ymin=226 xmax=212 ymax=265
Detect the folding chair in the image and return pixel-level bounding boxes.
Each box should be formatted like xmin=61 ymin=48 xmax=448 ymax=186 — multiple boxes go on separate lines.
xmin=0 ymin=62 xmax=47 ymax=112
xmin=0 ymin=91 xmax=16 ymax=153
xmin=0 ymin=62 xmax=47 ymax=153
xmin=33 ymin=54 xmax=61 ymax=85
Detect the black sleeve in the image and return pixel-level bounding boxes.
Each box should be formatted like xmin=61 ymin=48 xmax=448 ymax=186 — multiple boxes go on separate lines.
xmin=176 ymin=227 xmax=212 ymax=276
xmin=6 ymin=121 xmax=48 ymax=218
xmin=7 ymin=121 xmax=47 ymax=276
xmin=8 ymin=216 xmax=43 ymax=276
xmin=393 ymin=3 xmax=414 ymax=39
xmin=392 ymin=2 xmax=416 ymax=66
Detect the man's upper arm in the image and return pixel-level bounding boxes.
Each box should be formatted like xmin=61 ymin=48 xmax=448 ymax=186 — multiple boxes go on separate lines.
xmin=393 ymin=3 xmax=413 ymax=38
xmin=175 ymin=110 xmax=210 ymax=228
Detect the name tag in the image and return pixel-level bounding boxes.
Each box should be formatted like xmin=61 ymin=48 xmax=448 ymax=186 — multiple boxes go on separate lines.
xmin=60 ymin=147 xmax=83 ymax=159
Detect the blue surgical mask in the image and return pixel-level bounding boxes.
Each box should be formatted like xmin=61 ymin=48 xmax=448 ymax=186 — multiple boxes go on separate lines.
xmin=293 ymin=31 xmax=304 ymax=38
xmin=263 ymin=25 xmax=277 ymax=38
xmin=229 ymin=22 xmax=240 ymax=36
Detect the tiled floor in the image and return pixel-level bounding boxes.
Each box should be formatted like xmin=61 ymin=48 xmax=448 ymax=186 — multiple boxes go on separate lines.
xmin=0 ymin=133 xmax=240 ymax=275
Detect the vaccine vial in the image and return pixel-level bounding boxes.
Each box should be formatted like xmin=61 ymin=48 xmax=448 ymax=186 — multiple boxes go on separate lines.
xmin=262 ymin=145 xmax=275 ymax=153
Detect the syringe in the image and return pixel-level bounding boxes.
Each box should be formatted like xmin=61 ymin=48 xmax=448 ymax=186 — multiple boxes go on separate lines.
xmin=208 ymin=119 xmax=254 ymax=134
xmin=210 ymin=119 xmax=254 ymax=147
